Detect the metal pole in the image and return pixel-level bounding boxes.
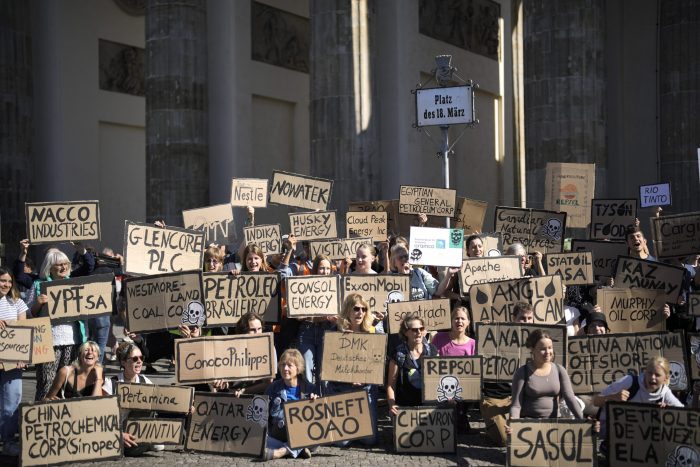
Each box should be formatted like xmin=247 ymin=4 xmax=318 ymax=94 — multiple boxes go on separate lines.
xmin=440 ymin=125 xmax=450 ymax=228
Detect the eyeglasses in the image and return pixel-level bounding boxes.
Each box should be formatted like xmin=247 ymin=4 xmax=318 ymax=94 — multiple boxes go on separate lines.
xmin=130 ymin=355 xmax=143 ymax=362
xmin=352 ymin=306 xmax=367 ymax=312
xmin=408 ymin=327 xmax=425 ymax=333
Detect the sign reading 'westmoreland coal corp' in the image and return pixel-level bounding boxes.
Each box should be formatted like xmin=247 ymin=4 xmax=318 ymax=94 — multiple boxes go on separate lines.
xmin=416 ymin=86 xmax=474 ymax=127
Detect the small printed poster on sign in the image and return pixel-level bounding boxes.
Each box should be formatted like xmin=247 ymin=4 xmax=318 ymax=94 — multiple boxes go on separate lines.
xmin=408 ymin=226 xmax=463 ymax=267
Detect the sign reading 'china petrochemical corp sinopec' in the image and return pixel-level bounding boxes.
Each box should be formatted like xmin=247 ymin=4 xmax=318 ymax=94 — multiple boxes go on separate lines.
xmin=416 ymin=86 xmax=474 ymax=127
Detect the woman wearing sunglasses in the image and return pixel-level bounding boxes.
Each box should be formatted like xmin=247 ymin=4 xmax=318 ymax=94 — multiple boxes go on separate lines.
xmin=386 ymin=315 xmax=438 ymax=415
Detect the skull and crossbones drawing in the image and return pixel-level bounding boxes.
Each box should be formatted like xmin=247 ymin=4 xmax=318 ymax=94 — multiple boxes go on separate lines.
xmin=181 ymin=300 xmax=205 ymax=327
xmin=436 ymin=375 xmax=463 ymax=402
xmin=668 ymin=361 xmax=687 ymax=391
xmin=666 ymin=445 xmax=700 ymax=467
xmin=410 ymin=249 xmax=423 ymax=261
xmin=245 ymin=396 xmax=268 ymax=427
xmin=541 ymin=218 xmax=562 ymax=241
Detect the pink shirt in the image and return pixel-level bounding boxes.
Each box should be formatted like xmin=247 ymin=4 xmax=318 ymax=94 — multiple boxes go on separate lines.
xmin=432 ymin=332 xmax=476 ymax=356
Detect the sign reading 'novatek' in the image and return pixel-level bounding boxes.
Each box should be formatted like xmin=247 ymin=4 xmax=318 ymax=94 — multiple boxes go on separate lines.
xmin=416 ymin=85 xmax=474 ymax=127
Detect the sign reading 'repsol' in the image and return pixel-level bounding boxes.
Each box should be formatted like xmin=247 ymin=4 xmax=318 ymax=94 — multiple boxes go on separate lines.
xmin=415 ymin=85 xmax=474 ymax=127
xmin=26 ymin=201 xmax=100 ymax=244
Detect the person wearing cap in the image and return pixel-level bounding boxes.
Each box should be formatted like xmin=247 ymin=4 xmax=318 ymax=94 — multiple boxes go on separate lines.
xmin=584 ymin=308 xmax=609 ymax=335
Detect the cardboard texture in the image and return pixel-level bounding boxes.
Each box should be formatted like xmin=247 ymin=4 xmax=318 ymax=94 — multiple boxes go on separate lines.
xmin=0 ymin=325 xmax=33 ymax=363
xmin=469 ymin=276 xmax=565 ymax=324
xmin=544 ymin=162 xmax=595 ymax=229
xmin=25 ymin=200 xmax=100 ymax=244
xmin=124 ymin=270 xmax=203 ymax=333
xmin=386 ymin=299 xmax=451 ymax=334
xmin=243 ymin=224 xmax=281 ymax=256
xmin=476 ymin=323 xmax=567 ymax=382
xmin=567 ymin=331 xmax=688 ymax=394
xmin=606 ymin=402 xmax=700 ymax=467
xmin=20 ymin=395 xmax=122 ymax=466
xmin=288 ymin=210 xmax=338 ymax=241
xmin=348 ymin=200 xmax=401 ymax=236
xmin=570 ymin=239 xmax=627 ymax=279
xmin=613 ymin=256 xmax=685 ymax=303
xmin=458 ymin=256 xmax=523 ymax=291
xmin=202 ymin=272 xmax=281 ymax=326
xmin=494 ymin=206 xmax=567 ymax=254
xmin=340 ymin=274 xmax=410 ymax=320
xmin=185 ymin=393 xmax=268 ymax=456
xmin=399 ymin=185 xmax=457 ymax=217
xmin=508 ymin=419 xmax=596 ymax=467
xmin=10 ymin=317 xmax=54 ymax=365
xmin=308 ymin=237 xmax=373 ymax=261
xmin=284 ymin=390 xmax=374 ymax=449
xmin=123 ymin=419 xmax=184 ymax=445
xmin=689 ymin=333 xmax=700 ymax=381
xmin=545 ymin=252 xmax=594 ymax=286
xmin=175 ymin=333 xmax=275 ymax=384
xmin=114 ymin=383 xmax=194 ymax=413
xmin=393 ymin=406 xmax=455 ymax=454
xmin=689 ymin=293 xmax=700 ymax=317
xmin=408 ymin=226 xmax=464 ymax=267
xmin=285 ymin=275 xmax=340 ymax=318
xmin=230 ymin=178 xmax=268 ymax=207
xmin=320 ymin=332 xmax=387 ymax=385
xmin=452 ymin=197 xmax=488 ymax=232
xmin=269 ymin=170 xmax=333 ymax=210
xmin=650 ymin=211 xmax=700 ymax=259
xmin=598 ymin=288 xmax=666 ymax=333
xmin=589 ymin=199 xmax=637 ymax=240
xmin=182 ymin=204 xmax=236 ymax=245
xmin=346 ymin=211 xmax=388 ymax=242
xmin=123 ymin=221 xmax=204 ymax=276
xmin=40 ymin=274 xmax=115 ymax=324
xmin=421 ymin=356 xmax=482 ymax=403
xmin=477 ymin=233 xmax=504 ymax=258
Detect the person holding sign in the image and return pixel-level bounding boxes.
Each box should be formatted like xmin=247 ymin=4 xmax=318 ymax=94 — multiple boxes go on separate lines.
xmin=263 ymin=349 xmax=317 ymax=460
xmin=0 ymin=267 xmax=28 ymax=457
xmin=387 ymin=315 xmax=439 ymax=415
xmin=230 ymin=311 xmax=276 ymax=397
xmin=506 ymin=243 xmax=544 ymax=277
xmin=45 ymin=341 xmax=104 ymax=399
xmin=390 ymin=244 xmax=450 ymax=301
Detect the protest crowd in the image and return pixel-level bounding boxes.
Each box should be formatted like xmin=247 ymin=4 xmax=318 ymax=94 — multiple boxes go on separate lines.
xmin=0 ymin=170 xmax=699 ymax=466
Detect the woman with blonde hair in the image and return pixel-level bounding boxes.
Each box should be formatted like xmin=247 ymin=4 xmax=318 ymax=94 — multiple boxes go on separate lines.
xmin=45 ymin=341 xmax=104 ymax=399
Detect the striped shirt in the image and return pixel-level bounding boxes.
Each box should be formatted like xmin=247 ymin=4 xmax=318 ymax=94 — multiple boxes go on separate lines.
xmin=0 ymin=295 xmax=29 ymax=322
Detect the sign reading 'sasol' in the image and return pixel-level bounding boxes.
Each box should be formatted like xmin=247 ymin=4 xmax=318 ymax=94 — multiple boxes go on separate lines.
xmin=393 ymin=407 xmax=455 ymax=454
xmin=399 ymin=185 xmax=457 ymax=217
xmin=175 ymin=333 xmax=275 ymax=384
xmin=123 ymin=221 xmax=205 ymax=276
xmin=243 ymin=224 xmax=281 ymax=256
xmin=203 ymin=272 xmax=280 ymax=326
xmin=508 ymin=419 xmax=596 ymax=467
xmin=422 ymin=356 xmax=482 ymax=403
xmin=320 ymin=331 xmax=387 ymax=386
xmin=114 ymin=382 xmax=194 ymax=413
xmin=545 ymin=252 xmax=594 ymax=286
xmin=285 ymin=275 xmax=339 ymax=318
xmin=386 ymin=299 xmax=451 ymax=334
xmin=0 ymin=325 xmax=33 ymax=363
xmin=309 ymin=237 xmax=373 ymax=261
xmin=40 ymin=274 xmax=115 ymax=324
xmin=125 ymin=270 xmax=203 ymax=333
xmin=269 ymin=170 xmax=333 ymax=211
xmin=26 ymin=201 xmax=100 ymax=244
xmin=288 ymin=210 xmax=337 ymax=241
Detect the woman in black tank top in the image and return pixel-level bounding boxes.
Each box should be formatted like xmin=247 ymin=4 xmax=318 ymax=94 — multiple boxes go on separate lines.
xmin=44 ymin=341 xmax=104 ymax=399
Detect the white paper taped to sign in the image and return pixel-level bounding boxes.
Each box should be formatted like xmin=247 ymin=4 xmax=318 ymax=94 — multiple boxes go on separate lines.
xmin=639 ymin=182 xmax=672 ymax=208
xmin=408 ymin=226 xmax=464 ymax=267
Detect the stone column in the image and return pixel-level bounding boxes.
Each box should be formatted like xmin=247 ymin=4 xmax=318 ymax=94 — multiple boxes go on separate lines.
xmin=523 ymin=0 xmax=606 ymax=207
xmin=146 ymin=0 xmax=208 ymax=224
xmin=0 ymin=0 xmax=33 ymax=262
xmin=659 ymin=0 xmax=700 ymax=214
xmin=310 ymin=0 xmax=380 ymax=223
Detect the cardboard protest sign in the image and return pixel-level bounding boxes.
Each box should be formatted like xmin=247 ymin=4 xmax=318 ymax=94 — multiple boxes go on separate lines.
xmin=399 ymin=185 xmax=457 ymax=217
xmin=346 ymin=211 xmax=387 ymax=242
xmin=598 ymin=288 xmax=666 ymax=333
xmin=651 ymin=211 xmax=700 ymax=259
xmin=689 ymin=333 xmax=700 ymax=381
xmin=182 ymin=204 xmax=236 ymax=245
xmin=202 ymin=272 xmax=280 ymax=326
xmin=571 ymin=239 xmax=627 ymax=278
xmin=114 ymin=382 xmax=194 ymax=413
xmin=341 ymin=274 xmax=410 ymax=320
xmin=123 ymin=221 xmax=204 ymax=276
xmin=40 ymin=274 xmax=115 ymax=324
xmin=613 ymin=256 xmax=685 ymax=303
xmin=186 ymin=393 xmax=268 ymax=457
xmin=545 ymin=252 xmax=594 ymax=286
xmin=175 ymin=333 xmax=275 ymax=384
xmin=494 ymin=206 xmax=567 ymax=254
xmin=479 ymin=232 xmax=504 ymax=257
xmin=0 ymin=325 xmax=33 ymax=363
xmin=452 ymin=197 xmax=487 ymax=232
xmin=589 ymin=199 xmax=637 ymax=240
xmin=606 ymin=402 xmax=700 ymax=467
xmin=25 ymin=200 xmax=100 ymax=244
xmin=11 ymin=317 xmax=54 ymax=364
xmin=284 ymin=390 xmax=374 ymax=449
xmin=544 ymin=162 xmax=595 ymax=229
xmin=243 ymin=223 xmax=281 ymax=256
xmin=348 ymin=200 xmax=400 ymax=235
xmin=393 ymin=407 xmax=455 ymax=454
xmin=689 ymin=293 xmax=700 ymax=317
xmin=421 ymin=356 xmax=482 ymax=403
xmin=477 ymin=323 xmax=567 ymax=382
xmin=269 ymin=170 xmax=333 ymax=210
xmin=20 ymin=395 xmax=122 ymax=466
xmin=288 ymin=210 xmax=337 ymax=241
xmin=123 ymin=419 xmax=184 ymax=445
xmin=458 ymin=256 xmax=522 ymax=290
xmin=320 ymin=331 xmax=387 ymax=385
xmin=230 ymin=177 xmax=268 ymax=208
xmin=285 ymin=275 xmax=339 ymax=318
xmin=308 ymin=237 xmax=373 ymax=261
xmin=639 ymin=182 xmax=672 ymax=208
xmin=408 ymin=226 xmax=464 ymax=267
xmin=469 ymin=276 xmax=565 ymax=324
xmin=124 ymin=270 xmax=203 ymax=333
xmin=567 ymin=331 xmax=687 ymax=394
xmin=386 ymin=299 xmax=451 ymax=334
xmin=508 ymin=419 xmax=596 ymax=467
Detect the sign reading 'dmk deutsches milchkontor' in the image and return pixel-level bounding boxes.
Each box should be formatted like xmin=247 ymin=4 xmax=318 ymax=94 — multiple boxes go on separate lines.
xmin=416 ymin=86 xmax=474 ymax=127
